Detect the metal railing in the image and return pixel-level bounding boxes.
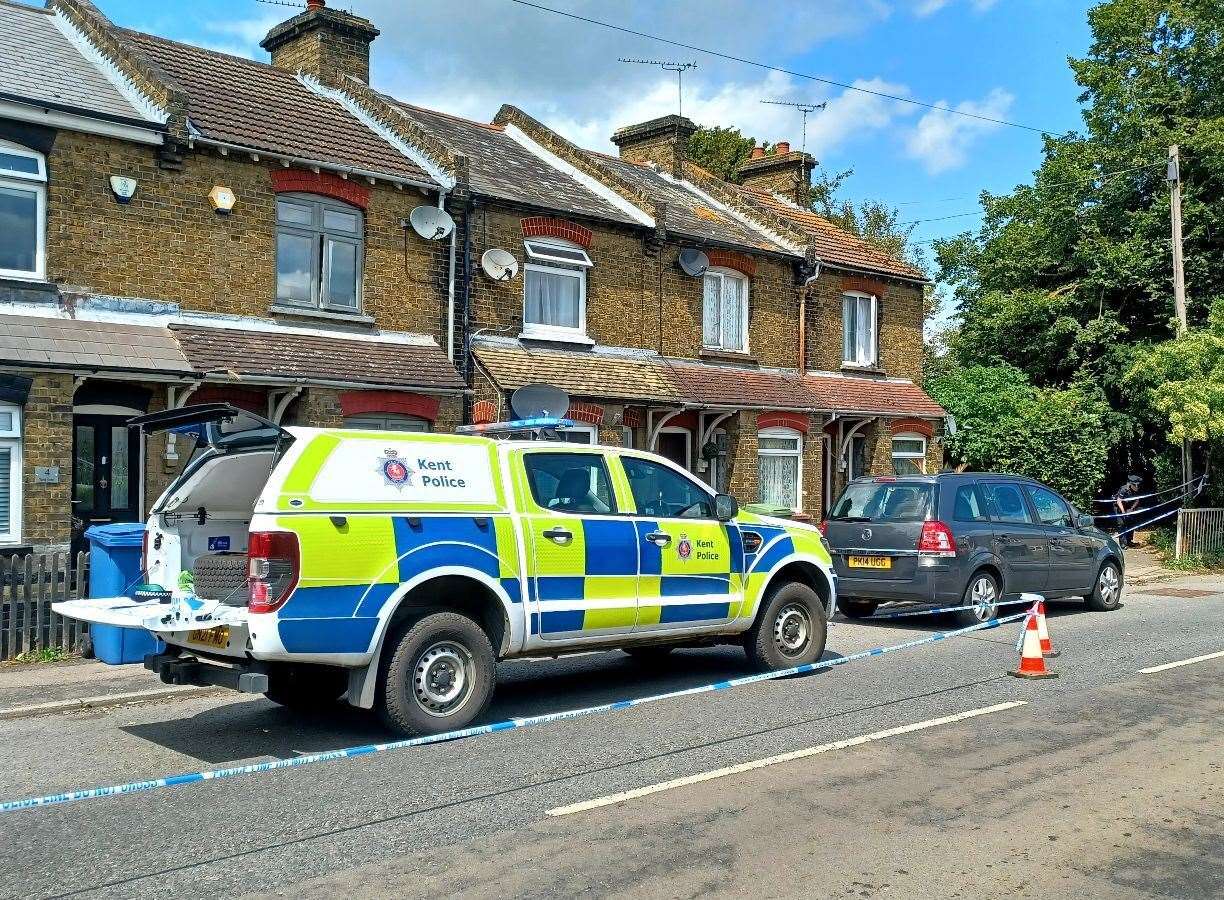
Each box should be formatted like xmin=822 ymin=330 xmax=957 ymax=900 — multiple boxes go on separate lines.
xmin=1175 ymin=508 xmax=1224 ymax=560
xmin=0 ymin=552 xmax=90 ymax=661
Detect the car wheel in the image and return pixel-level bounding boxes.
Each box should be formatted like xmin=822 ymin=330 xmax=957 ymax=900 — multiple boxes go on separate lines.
xmin=838 ymin=599 xmax=879 ymax=619
xmin=1086 ymin=561 xmax=1122 ymax=611
xmin=954 ymin=570 xmax=1000 ymax=628
xmin=623 ymin=645 xmax=676 ymax=663
xmin=744 ymin=581 xmax=828 ymax=672
xmin=378 ymin=611 xmax=496 ymax=736
xmin=265 ymin=664 xmax=347 ymax=710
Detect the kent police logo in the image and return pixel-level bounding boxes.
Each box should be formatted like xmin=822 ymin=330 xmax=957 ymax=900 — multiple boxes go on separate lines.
xmin=676 ymin=535 xmax=692 ymax=560
xmin=379 ymin=449 xmax=415 ymax=487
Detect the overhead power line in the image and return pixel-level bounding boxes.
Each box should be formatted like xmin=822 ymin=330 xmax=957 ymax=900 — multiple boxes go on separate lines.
xmin=507 ymin=0 xmax=1059 ymax=135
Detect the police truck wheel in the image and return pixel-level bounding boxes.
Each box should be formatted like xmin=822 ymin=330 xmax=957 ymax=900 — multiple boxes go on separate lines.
xmin=1087 ymin=561 xmax=1122 ymax=611
xmin=838 ymin=599 xmax=878 ymax=619
xmin=743 ymin=582 xmax=827 ymax=672
xmin=954 ymin=570 xmax=1000 ymax=628
xmin=378 ymin=611 xmax=495 ymax=736
xmin=264 ymin=664 xmax=347 ymax=709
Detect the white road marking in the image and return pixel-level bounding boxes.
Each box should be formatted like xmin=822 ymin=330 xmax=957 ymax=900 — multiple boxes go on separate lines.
xmin=1138 ymin=650 xmax=1224 ymax=674
xmin=546 ymin=700 xmax=1027 ymax=817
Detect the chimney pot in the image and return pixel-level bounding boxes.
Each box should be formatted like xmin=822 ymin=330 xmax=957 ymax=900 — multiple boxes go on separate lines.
xmin=307 ymin=0 xmax=325 ymax=9
xmin=750 ymin=145 xmax=766 ymax=159
xmin=775 ymin=141 xmax=791 ymax=155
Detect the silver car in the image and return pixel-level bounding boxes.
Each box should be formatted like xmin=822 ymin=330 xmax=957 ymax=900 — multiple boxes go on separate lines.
xmin=820 ymin=473 xmax=1125 ymax=626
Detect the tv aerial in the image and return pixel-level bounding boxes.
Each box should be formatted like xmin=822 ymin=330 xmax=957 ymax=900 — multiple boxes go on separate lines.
xmin=480 ymin=248 xmax=519 ymax=281
xmin=678 ymin=248 xmax=710 ymax=277
xmin=619 ymin=58 xmax=697 ymax=118
xmin=759 ymin=99 xmax=828 ymax=157
xmin=511 ymin=383 xmax=570 ymax=419
xmin=409 ymin=205 xmax=455 ymax=241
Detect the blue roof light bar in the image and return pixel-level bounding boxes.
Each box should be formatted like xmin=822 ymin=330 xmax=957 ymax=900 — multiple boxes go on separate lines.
xmin=455 ymin=416 xmax=578 ymax=436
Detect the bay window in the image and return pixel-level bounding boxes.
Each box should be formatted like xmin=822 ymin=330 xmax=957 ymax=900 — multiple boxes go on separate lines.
xmin=842 ymin=292 xmax=878 ymax=366
xmin=275 ymin=194 xmax=363 ymax=312
xmin=757 ymin=427 xmax=802 ymax=511
xmin=703 ymin=268 xmax=748 ymax=352
xmin=891 ymin=433 xmax=927 ymax=475
xmin=523 ymin=238 xmax=591 ymax=340
xmin=0 ymin=140 xmax=46 ymax=280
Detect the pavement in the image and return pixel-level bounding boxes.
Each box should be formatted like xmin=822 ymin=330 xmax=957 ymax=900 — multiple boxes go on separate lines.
xmin=0 ymin=572 xmax=1220 ymax=899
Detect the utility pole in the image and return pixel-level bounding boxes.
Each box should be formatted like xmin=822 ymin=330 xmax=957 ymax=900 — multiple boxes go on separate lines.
xmin=1167 ymin=144 xmax=1191 ymax=484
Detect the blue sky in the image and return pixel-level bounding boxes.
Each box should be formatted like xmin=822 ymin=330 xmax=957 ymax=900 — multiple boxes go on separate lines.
xmin=94 ymin=0 xmax=1095 ymax=248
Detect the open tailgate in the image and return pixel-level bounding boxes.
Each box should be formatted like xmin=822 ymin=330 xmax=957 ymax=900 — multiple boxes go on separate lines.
xmin=52 ymin=595 xmax=249 ymax=633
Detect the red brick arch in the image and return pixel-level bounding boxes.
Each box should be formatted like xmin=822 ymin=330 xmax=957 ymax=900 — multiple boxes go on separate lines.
xmin=271 ymin=169 xmax=370 ymax=209
xmin=472 ymin=400 xmax=497 ymax=425
xmin=191 ymin=385 xmax=266 ymax=414
xmin=706 ymin=249 xmax=757 ymax=278
xmin=520 ymin=216 xmax=593 ymax=249
xmin=566 ymin=401 xmax=605 ymax=425
xmin=338 ymin=391 xmax=440 ymax=422
xmin=841 ymin=275 xmax=889 ymax=298
xmin=889 ymin=417 xmax=935 ymax=438
xmin=757 ymin=411 xmax=810 ymax=433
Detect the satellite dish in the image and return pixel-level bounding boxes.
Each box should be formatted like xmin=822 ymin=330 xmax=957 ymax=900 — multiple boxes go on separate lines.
xmin=481 ymin=248 xmax=520 ymax=282
xmin=678 ymin=248 xmax=710 ymax=277
xmin=511 ymin=383 xmax=570 ymax=419
xmin=409 ymin=205 xmax=455 ymax=241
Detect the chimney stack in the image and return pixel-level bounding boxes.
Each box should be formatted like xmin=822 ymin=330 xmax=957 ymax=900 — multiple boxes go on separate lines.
xmin=611 ymin=114 xmax=698 ymax=177
xmin=737 ymin=142 xmax=815 ymax=206
xmin=261 ymin=0 xmax=379 ymax=85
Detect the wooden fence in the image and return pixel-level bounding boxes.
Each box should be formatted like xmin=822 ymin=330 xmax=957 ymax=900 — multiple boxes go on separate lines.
xmin=0 ymin=552 xmax=90 ymax=661
xmin=1175 ymin=508 xmax=1224 ymax=559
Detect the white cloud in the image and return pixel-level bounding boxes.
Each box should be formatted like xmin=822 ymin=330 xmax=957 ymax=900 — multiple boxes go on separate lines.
xmin=912 ymin=0 xmax=998 ymax=17
xmin=903 ymin=87 xmax=1014 ymax=174
xmin=202 ymin=13 xmax=282 ymax=51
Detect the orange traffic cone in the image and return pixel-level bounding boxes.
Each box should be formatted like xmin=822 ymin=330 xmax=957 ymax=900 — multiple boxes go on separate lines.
xmin=1009 ymin=612 xmax=1058 ymax=679
xmin=1035 ymin=600 xmax=1060 ymax=658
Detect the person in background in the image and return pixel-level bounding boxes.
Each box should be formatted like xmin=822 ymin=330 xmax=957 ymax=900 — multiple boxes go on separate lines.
xmin=1113 ymin=474 xmax=1143 ymax=548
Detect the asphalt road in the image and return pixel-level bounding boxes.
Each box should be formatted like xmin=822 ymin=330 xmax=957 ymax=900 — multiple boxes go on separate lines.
xmin=0 ymin=576 xmax=1221 ymax=900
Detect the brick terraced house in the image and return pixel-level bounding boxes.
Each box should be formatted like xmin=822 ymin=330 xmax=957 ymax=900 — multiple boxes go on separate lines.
xmin=0 ymin=0 xmax=942 ymax=554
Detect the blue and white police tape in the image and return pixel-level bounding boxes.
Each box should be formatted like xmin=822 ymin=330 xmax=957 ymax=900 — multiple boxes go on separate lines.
xmin=859 ymin=597 xmax=1034 ymax=620
xmin=0 ymin=608 xmax=1032 ymax=815
xmin=1090 ymin=473 xmax=1206 ymax=505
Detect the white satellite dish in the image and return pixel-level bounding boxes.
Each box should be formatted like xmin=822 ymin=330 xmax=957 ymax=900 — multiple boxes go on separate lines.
xmin=409 ymin=205 xmax=455 ymax=241
xmin=511 ymin=383 xmax=570 ymax=419
xmin=481 ymin=248 xmax=520 ymax=282
xmin=678 ymin=248 xmax=710 ymax=277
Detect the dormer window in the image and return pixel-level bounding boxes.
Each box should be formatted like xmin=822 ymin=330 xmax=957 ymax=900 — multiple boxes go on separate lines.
xmin=702 ymin=268 xmax=749 ymax=352
xmin=0 ymin=140 xmax=46 ymax=280
xmin=523 ymin=237 xmax=591 ymax=341
xmin=276 ymin=194 xmax=363 ymax=312
xmin=842 ymin=291 xmax=878 ymax=367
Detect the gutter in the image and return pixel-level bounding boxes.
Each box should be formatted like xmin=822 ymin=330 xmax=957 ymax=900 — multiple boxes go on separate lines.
xmin=0 ymin=96 xmax=164 ymax=146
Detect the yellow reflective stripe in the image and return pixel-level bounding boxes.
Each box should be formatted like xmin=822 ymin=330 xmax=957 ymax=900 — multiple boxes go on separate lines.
xmin=493 ymin=517 xmax=520 ymax=577
xmin=636 ymin=604 xmax=662 ymax=626
xmin=637 ymin=575 xmax=661 ymax=599
xmin=279 ymin=515 xmax=398 ymax=585
xmin=583 ymin=606 xmax=637 ymax=630
xmin=280 ymin=434 xmax=341 ymax=500
xmin=583 ymin=575 xmax=636 ymax=600
xmin=606 ymin=455 xmax=637 ymax=513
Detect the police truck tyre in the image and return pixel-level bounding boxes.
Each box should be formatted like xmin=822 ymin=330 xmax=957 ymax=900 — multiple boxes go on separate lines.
xmin=378 ymin=611 xmax=495 ymax=736
xmin=954 ymin=570 xmax=1000 ymax=628
xmin=743 ymin=581 xmax=827 ymax=672
xmin=838 ymin=599 xmax=878 ymax=619
xmin=1087 ymin=561 xmax=1123 ymax=611
xmin=265 ymin=664 xmax=347 ymax=709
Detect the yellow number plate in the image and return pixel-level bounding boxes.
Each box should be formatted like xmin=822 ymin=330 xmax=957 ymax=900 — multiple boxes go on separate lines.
xmin=187 ymin=625 xmax=230 ymax=648
xmin=848 ymin=556 xmax=892 ymax=570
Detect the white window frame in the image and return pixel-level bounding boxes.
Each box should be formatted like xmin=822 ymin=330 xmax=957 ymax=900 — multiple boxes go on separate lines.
xmin=891 ymin=432 xmax=927 ymax=475
xmin=841 ymin=291 xmax=879 ymax=368
xmin=522 ymin=237 xmax=589 ymax=342
xmin=0 ymin=402 xmax=23 ymax=543
xmin=658 ymin=426 xmax=692 ymax=470
xmin=757 ymin=426 xmax=803 ymax=511
xmin=559 ymin=423 xmax=598 ymax=444
xmin=342 ymin=413 xmax=431 ymax=432
xmin=0 ymin=139 xmax=47 ymax=281
xmin=702 ymin=267 xmax=750 ymax=353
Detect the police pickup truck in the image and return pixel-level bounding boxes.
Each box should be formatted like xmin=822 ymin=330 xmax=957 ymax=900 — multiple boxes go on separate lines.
xmin=55 ymin=404 xmax=836 ymax=736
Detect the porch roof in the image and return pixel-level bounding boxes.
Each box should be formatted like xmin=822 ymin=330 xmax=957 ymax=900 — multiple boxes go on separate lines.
xmin=0 ymin=313 xmax=190 ymax=375
xmin=804 ymin=373 xmax=945 ymax=418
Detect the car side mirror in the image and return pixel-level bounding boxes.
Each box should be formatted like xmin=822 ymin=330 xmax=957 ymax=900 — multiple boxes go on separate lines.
xmin=714 ymin=493 xmax=738 ymax=522
xmin=1077 ymin=513 xmax=1095 ymax=529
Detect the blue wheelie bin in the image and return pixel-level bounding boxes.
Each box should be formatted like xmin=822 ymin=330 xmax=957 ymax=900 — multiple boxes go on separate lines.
xmin=85 ymin=522 xmax=164 ymax=665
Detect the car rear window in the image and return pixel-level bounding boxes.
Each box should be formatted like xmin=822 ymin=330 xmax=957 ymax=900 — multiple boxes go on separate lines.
xmin=830 ymin=481 xmax=933 ymax=522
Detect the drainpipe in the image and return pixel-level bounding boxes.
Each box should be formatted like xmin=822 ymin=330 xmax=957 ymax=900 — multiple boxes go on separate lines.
xmin=441 ymin=191 xmax=457 ymax=362
xmin=460 ymin=199 xmax=475 ymax=424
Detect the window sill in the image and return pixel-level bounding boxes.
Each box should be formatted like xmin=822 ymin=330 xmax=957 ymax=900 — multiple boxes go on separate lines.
xmin=700 ymin=348 xmax=757 ymax=365
xmin=0 ymin=275 xmax=55 ymax=293
xmin=269 ymin=303 xmax=376 ymax=326
xmin=518 ymin=330 xmax=595 ymax=347
xmin=840 ymin=362 xmax=885 ymax=375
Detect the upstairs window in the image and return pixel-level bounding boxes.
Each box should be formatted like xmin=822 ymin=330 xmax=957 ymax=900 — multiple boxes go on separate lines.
xmin=0 ymin=140 xmax=46 ymax=280
xmin=703 ymin=268 xmax=748 ymax=352
xmin=523 ymin=238 xmax=591 ymax=340
xmin=276 ymin=194 xmax=363 ymax=312
xmin=842 ymin=292 xmax=878 ymax=367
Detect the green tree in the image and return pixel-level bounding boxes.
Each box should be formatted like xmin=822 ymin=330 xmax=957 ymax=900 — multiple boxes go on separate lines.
xmin=687 ymin=126 xmax=762 ymax=182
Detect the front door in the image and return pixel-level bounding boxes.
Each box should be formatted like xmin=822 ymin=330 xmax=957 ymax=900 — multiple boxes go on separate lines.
xmin=982 ymin=481 xmax=1050 ymax=594
xmin=618 ymin=455 xmax=741 ymax=631
xmin=72 ymin=415 xmax=140 ymax=554
xmin=519 ymin=450 xmax=640 ymax=641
